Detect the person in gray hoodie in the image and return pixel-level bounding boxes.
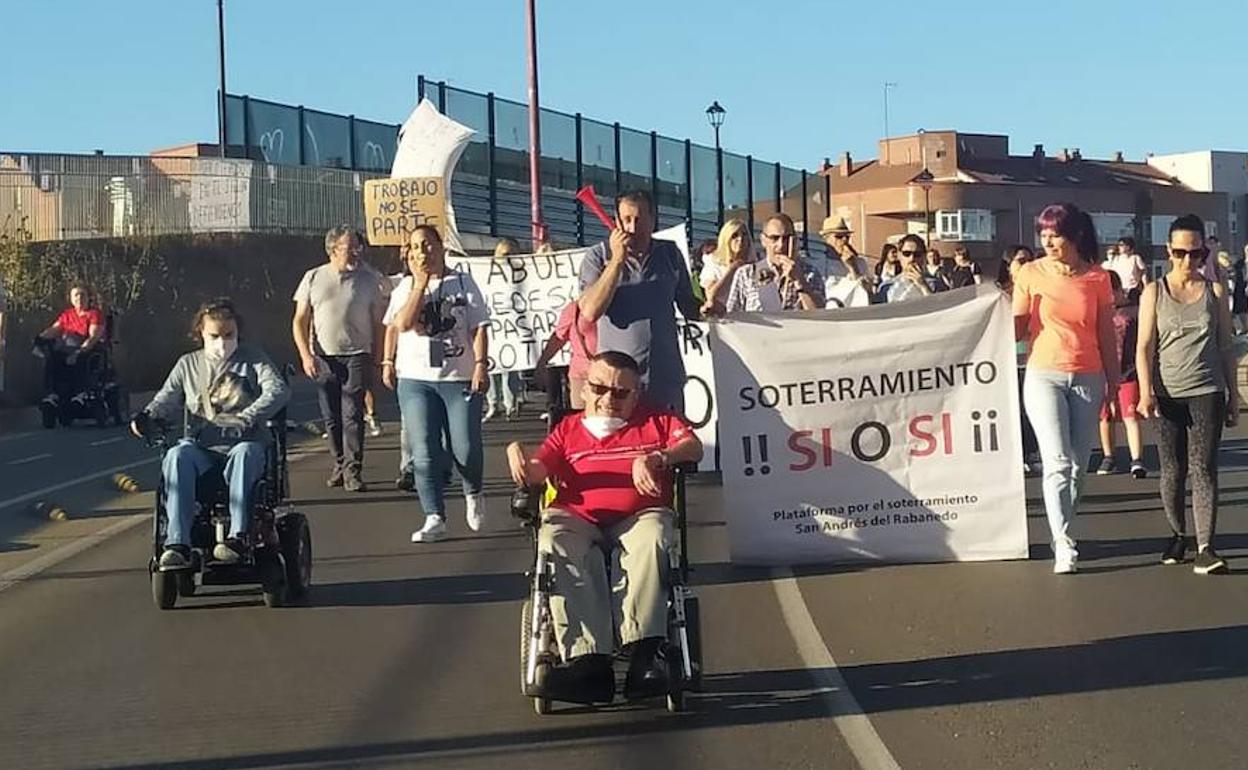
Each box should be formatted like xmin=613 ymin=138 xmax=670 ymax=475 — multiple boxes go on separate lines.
xmin=132 ymin=299 xmax=290 ymax=570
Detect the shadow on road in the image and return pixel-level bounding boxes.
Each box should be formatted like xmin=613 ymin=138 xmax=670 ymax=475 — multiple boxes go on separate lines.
xmin=86 ymin=622 xmax=1248 ymax=770
xmin=308 ymin=572 xmax=528 ymax=608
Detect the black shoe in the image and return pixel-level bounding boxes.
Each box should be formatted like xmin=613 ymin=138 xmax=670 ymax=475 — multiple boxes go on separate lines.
xmin=39 ymin=395 xmax=59 ymax=428
xmin=395 ymin=471 xmax=415 ymax=491
xmin=326 ymin=468 xmax=344 ymax=488
xmin=344 ymin=474 xmax=367 ymax=493
xmin=1096 ymin=456 xmax=1116 ymax=475
xmin=1194 ymin=547 xmax=1228 ymax=575
xmin=539 ymin=654 xmax=615 ymax=704
xmin=1161 ymin=534 xmax=1188 ymax=565
xmin=623 ymin=637 xmax=670 ymax=700
xmin=1130 ymin=461 xmax=1147 ymax=479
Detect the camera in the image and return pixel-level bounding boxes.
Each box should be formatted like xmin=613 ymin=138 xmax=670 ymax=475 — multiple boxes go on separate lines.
xmin=419 ymin=295 xmax=466 ymax=336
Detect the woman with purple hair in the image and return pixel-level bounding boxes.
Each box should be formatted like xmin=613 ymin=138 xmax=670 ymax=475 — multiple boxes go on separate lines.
xmin=1013 ymin=203 xmax=1121 ymax=573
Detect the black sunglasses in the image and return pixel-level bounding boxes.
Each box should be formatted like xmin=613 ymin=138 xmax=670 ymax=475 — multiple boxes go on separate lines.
xmin=899 ymin=249 xmax=922 ymax=256
xmin=1172 ymin=247 xmax=1210 ymax=261
xmin=587 ymin=381 xmax=634 ymax=400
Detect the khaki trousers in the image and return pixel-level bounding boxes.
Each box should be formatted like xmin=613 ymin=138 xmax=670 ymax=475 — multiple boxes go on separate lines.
xmin=538 ymin=507 xmax=673 ymax=658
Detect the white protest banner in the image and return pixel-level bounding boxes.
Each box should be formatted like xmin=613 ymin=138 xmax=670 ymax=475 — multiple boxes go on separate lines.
xmin=392 ymin=99 xmax=474 ymax=254
xmin=189 ymin=159 xmax=251 ymax=233
xmin=678 ymin=320 xmax=719 ymax=472
xmin=447 ymin=249 xmax=584 ymax=372
xmin=710 ymin=285 xmax=1027 ymax=565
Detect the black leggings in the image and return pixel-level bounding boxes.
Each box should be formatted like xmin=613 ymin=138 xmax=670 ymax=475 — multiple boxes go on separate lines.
xmin=1155 ymin=393 xmax=1226 ymax=548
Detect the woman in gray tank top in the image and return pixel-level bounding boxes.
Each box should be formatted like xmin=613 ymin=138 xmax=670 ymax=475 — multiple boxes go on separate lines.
xmin=1136 ymin=215 xmax=1239 ymax=575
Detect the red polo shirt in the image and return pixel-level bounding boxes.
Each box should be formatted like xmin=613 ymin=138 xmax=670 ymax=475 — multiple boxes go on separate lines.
xmin=57 ymin=308 xmax=103 ymax=339
xmin=535 ymin=406 xmax=694 ymax=525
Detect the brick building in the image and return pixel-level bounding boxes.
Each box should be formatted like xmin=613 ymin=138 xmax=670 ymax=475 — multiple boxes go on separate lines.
xmin=808 ymin=131 xmax=1228 ymax=274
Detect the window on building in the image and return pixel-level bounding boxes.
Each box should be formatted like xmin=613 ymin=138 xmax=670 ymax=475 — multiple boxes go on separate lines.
xmin=936 ymin=209 xmax=994 ymax=241
xmin=1090 ymin=213 xmax=1134 ymax=242
xmin=1152 ymin=214 xmax=1219 ymax=244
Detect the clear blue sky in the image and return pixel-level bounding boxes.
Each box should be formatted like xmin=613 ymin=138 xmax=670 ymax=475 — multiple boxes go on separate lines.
xmin=6 ymin=0 xmax=1246 ymax=170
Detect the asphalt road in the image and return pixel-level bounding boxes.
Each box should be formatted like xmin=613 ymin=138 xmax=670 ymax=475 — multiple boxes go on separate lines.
xmin=4 ymin=398 xmax=1248 ymax=770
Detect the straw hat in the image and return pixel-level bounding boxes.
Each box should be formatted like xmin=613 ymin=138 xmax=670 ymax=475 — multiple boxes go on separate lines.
xmin=819 ymin=215 xmax=853 ymax=236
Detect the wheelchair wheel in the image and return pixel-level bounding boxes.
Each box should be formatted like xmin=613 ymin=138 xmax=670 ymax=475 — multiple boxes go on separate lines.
xmin=278 ymin=512 xmax=312 ymax=601
xmin=176 ymin=573 xmax=197 ymax=597
xmin=151 ymin=570 xmax=177 ymax=610
xmin=258 ymin=551 xmax=287 ymax=608
xmin=92 ymin=400 xmax=109 ymax=428
xmin=107 ymin=385 xmax=128 ymax=427
xmin=520 ymin=599 xmax=553 ymax=715
xmin=665 ymin=644 xmax=687 ymax=713
xmin=684 ymin=595 xmax=703 ymax=691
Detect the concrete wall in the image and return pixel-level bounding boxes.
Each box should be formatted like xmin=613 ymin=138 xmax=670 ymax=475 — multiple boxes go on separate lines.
xmin=0 ymin=234 xmax=400 ymax=407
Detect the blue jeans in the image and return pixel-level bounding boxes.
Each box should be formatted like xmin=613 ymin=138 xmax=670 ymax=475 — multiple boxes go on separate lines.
xmin=488 ymin=371 xmax=519 ymax=412
xmin=397 ymin=379 xmax=484 ymax=519
xmin=1022 ymin=369 xmax=1106 ymax=554
xmin=162 ymin=439 xmax=267 ymax=546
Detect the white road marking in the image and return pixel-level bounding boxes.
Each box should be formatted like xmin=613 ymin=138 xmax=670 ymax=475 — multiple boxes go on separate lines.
xmin=0 ymin=514 xmax=149 ymax=594
xmin=0 ymin=430 xmax=40 ymax=446
xmin=7 ymin=453 xmax=52 ymax=466
xmin=0 ymin=457 xmax=158 ymax=512
xmin=89 ymin=436 xmax=127 ymax=447
xmin=772 ymin=568 xmax=902 ymax=770
xmin=0 ymin=440 xmax=324 ymax=595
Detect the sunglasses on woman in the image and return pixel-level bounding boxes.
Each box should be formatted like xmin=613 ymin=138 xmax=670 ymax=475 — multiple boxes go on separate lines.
xmin=1171 ymin=247 xmax=1209 ymax=262
xmin=587 ymin=381 xmax=634 ymax=400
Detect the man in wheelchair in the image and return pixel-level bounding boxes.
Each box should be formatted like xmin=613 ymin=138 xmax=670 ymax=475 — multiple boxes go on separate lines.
xmin=506 ymin=351 xmax=703 ymax=703
xmin=131 ymin=299 xmax=290 ymax=570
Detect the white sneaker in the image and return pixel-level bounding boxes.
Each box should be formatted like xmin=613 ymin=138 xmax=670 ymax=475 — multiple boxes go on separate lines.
xmin=482 ymin=405 xmax=497 ymax=423
xmin=466 ymin=493 xmax=488 ymax=532
xmin=1053 ymin=549 xmax=1078 ymax=574
xmin=411 ymin=515 xmax=447 ymax=543
xmin=365 ymin=414 xmax=382 ymax=437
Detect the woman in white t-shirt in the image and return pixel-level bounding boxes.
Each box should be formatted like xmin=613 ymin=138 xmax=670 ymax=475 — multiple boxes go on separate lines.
xmin=699 ymin=219 xmax=755 ymax=315
xmin=382 ymin=225 xmax=492 ymax=544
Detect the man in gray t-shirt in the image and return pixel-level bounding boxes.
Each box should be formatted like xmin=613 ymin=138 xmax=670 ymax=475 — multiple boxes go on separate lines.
xmin=293 ymin=226 xmax=387 ymax=491
xmin=578 ymin=190 xmax=700 ymax=413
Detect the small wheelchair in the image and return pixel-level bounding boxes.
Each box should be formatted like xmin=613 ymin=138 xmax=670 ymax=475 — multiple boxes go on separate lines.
xmin=35 ymin=312 xmax=127 ymax=429
xmin=138 ymin=411 xmax=312 ymax=611
xmin=513 ymin=461 xmax=703 ymax=714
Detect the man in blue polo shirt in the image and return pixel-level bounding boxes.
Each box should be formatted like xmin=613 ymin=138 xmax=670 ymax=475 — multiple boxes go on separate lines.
xmin=577 ymin=190 xmax=701 ymax=413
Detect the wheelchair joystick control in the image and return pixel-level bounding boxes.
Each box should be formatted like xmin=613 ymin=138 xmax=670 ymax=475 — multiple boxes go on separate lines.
xmin=510 ymin=486 xmax=541 ymax=523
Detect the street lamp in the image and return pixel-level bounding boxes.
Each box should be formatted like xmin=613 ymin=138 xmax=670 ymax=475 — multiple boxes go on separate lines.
xmin=217 ymin=0 xmax=227 ymax=157
xmin=910 ymin=167 xmax=936 ymax=244
xmin=706 ymin=100 xmax=726 ymax=224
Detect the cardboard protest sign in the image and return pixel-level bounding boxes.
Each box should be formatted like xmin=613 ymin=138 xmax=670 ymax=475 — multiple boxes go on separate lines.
xmin=364 ymin=176 xmax=446 ymax=246
xmin=711 ymin=285 xmax=1027 ymax=565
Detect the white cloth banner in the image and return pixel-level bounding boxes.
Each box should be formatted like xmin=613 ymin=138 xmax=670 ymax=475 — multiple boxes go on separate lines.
xmin=392 ymin=99 xmax=474 ymax=255
xmin=189 ymin=159 xmax=251 ymax=233
xmin=710 ymin=285 xmax=1028 ymax=565
xmin=448 ymin=249 xmax=585 ymax=371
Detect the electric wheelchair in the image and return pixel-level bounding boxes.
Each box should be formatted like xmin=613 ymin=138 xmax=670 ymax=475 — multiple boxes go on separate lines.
xmin=512 ymin=461 xmax=703 ymax=715
xmin=35 ymin=311 xmax=127 ymax=429
xmin=136 ymin=411 xmax=312 ymax=611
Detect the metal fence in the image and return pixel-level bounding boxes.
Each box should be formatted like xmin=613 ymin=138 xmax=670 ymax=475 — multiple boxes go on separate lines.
xmin=218 ymin=79 xmax=832 ymax=255
xmin=3 ymin=80 xmax=833 ymax=258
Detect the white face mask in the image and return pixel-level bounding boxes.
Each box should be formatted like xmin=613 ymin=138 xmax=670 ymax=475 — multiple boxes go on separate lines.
xmin=581 ymin=415 xmax=627 ymax=439
xmin=203 ymin=335 xmax=238 ymax=362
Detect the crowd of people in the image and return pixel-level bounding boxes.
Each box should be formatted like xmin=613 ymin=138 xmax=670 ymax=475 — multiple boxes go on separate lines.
xmin=3 ymin=188 xmax=1238 ymax=701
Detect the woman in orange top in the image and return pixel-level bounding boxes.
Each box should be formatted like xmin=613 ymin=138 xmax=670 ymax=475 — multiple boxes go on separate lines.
xmin=1013 ymin=203 xmax=1121 ymax=574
